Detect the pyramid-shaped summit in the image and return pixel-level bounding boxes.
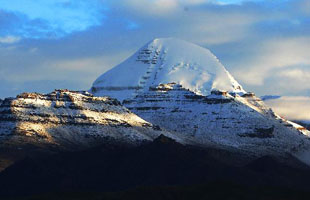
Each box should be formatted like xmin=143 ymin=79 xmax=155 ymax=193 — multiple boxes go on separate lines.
xmin=90 ymin=38 xmax=310 ymax=166
xmin=91 ymin=38 xmax=245 ymax=101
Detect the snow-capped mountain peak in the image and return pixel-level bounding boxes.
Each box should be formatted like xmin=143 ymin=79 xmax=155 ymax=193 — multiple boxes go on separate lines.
xmin=90 ymin=38 xmax=310 ymax=166
xmin=91 ymin=38 xmax=245 ymax=101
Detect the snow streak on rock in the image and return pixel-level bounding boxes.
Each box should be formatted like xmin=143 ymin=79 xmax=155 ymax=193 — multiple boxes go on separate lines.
xmin=0 ymin=90 xmax=169 ymax=148
xmin=124 ymin=83 xmax=310 ymax=158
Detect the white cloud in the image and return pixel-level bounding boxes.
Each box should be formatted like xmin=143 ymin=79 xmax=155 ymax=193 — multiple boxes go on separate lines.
xmin=265 ymin=68 xmax=310 ymax=94
xmin=181 ymin=0 xmax=211 ymax=4
xmin=278 ymin=69 xmax=310 ymax=80
xmin=0 ymin=43 xmax=132 ymax=90
xmin=105 ymin=0 xmax=263 ymax=45
xmin=108 ymin=0 xmax=179 ymax=16
xmin=0 ymin=36 xmax=20 ymax=44
xmin=43 ymin=51 xmax=131 ymax=82
xmin=235 ymin=37 xmax=310 ymax=86
xmin=265 ymin=96 xmax=310 ymax=121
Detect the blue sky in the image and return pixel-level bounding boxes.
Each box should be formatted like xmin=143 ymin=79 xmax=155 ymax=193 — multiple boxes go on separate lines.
xmin=0 ymin=0 xmax=310 ymax=102
xmin=0 ymin=0 xmax=106 ymax=39
xmin=0 ymin=0 xmax=283 ymax=40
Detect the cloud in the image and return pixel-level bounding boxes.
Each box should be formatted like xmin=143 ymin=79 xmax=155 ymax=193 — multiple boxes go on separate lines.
xmin=278 ymin=68 xmax=310 ymax=80
xmin=293 ymin=0 xmax=310 ymax=15
xmin=258 ymin=67 xmax=310 ymax=96
xmin=265 ymin=96 xmax=310 ymax=121
xmin=234 ymin=37 xmax=310 ymax=86
xmin=106 ymin=0 xmax=216 ymax=16
xmin=0 ymin=44 xmax=131 ymax=85
xmin=1 ymin=0 xmax=310 ymax=99
xmin=217 ymin=0 xmax=260 ymax=5
xmin=0 ymin=35 xmax=20 ymax=43
xmin=0 ymin=32 xmax=134 ymax=99
xmin=225 ymin=36 xmax=310 ymax=97
xmin=104 ymin=0 xmax=264 ymax=46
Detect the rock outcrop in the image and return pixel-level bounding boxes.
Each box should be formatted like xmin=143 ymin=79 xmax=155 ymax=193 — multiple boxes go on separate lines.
xmin=124 ymin=83 xmax=310 ymax=158
xmin=0 ymin=89 xmax=168 ymax=149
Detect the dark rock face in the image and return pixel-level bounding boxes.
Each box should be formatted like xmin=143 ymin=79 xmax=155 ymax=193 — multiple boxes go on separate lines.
xmin=0 ymin=135 xmax=309 ymax=198
xmin=242 ymin=92 xmax=256 ymax=98
xmin=239 ymin=126 xmax=275 ymax=138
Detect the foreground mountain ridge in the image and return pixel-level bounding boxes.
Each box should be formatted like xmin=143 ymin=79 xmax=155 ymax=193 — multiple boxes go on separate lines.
xmin=0 ymin=89 xmax=175 ymax=149
xmin=1 ymin=135 xmax=310 ymax=199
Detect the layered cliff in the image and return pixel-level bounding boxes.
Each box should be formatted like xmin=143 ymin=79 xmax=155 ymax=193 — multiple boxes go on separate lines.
xmin=124 ymin=83 xmax=310 ymax=157
xmin=0 ymin=89 xmax=168 ymax=149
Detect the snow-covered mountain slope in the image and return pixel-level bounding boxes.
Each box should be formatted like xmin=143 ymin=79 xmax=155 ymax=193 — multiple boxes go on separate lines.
xmin=0 ymin=90 xmax=172 ymax=149
xmin=91 ymin=38 xmax=310 ymax=165
xmin=124 ymin=84 xmax=310 ymax=159
xmin=91 ymin=38 xmax=245 ymax=101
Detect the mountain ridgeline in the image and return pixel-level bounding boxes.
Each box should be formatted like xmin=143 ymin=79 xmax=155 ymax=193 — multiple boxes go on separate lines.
xmin=0 ymin=89 xmax=172 ymax=171
xmin=0 ymin=38 xmax=310 ymax=199
xmin=91 ymin=38 xmax=310 ymax=165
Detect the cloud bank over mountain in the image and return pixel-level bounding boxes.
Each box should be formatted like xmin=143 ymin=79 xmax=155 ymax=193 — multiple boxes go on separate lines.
xmin=0 ymin=0 xmax=309 ymax=100
xmin=265 ymin=96 xmax=310 ymax=121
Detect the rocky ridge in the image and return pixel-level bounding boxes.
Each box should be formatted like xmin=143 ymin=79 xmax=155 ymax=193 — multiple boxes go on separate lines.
xmin=0 ymin=89 xmax=169 ymax=149
xmin=124 ymin=83 xmax=310 ymax=159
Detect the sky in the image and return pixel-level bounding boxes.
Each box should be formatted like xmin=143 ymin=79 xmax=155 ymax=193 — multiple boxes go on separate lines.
xmin=0 ymin=0 xmax=309 ymax=120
